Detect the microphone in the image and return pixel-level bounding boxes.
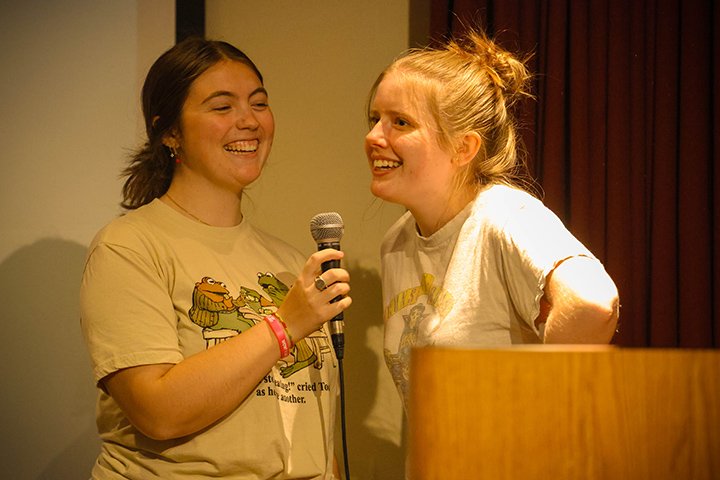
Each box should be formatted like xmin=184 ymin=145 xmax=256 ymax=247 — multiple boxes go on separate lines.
xmin=310 ymin=212 xmax=345 ymax=360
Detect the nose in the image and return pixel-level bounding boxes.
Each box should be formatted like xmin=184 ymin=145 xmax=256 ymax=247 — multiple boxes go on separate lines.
xmin=365 ymin=120 xmax=386 ymax=147
xmin=236 ymin=107 xmax=260 ymax=130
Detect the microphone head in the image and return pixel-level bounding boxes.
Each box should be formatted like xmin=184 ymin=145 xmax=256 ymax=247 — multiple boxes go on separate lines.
xmin=310 ymin=212 xmax=344 ymax=243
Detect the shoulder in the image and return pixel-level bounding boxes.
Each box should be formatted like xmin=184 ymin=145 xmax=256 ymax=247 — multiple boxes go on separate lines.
xmin=87 ymin=200 xmax=178 ymax=255
xmin=471 ymin=185 xmax=594 ymax=263
xmin=470 ymin=184 xmax=563 ymax=233
xmin=89 ymin=203 xmax=160 ymax=249
xmin=472 ymin=184 xmax=543 ymax=217
xmin=83 ymin=203 xmax=172 ymax=276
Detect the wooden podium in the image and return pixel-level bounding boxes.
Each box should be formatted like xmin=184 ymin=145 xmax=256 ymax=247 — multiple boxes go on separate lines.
xmin=408 ymin=346 xmax=720 ymax=480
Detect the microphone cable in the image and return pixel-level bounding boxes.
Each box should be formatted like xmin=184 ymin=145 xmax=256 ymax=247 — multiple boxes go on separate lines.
xmin=338 ymin=353 xmax=350 ymax=480
xmin=331 ymin=329 xmax=350 ymax=479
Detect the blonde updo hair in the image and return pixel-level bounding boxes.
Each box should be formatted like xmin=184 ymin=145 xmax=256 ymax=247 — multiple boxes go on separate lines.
xmin=368 ymin=29 xmax=534 ymax=191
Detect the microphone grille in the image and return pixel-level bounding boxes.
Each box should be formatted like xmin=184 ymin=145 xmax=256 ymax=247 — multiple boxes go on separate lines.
xmin=310 ymin=212 xmax=344 ymax=243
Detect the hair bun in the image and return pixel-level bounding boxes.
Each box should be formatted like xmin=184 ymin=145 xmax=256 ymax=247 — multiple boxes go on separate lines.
xmin=451 ymin=30 xmax=532 ymax=102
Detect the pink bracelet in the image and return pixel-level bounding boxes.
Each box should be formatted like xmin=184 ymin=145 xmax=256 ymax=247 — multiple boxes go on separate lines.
xmin=265 ymin=314 xmax=292 ymax=358
xmin=275 ymin=313 xmax=294 ymax=345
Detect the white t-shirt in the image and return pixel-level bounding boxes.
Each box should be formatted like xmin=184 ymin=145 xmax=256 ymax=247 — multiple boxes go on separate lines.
xmin=381 ymin=184 xmax=594 ymax=411
xmin=80 ymin=199 xmax=338 ymax=479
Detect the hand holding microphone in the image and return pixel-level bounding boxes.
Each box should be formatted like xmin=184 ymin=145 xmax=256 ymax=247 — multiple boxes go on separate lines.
xmin=272 ymin=213 xmax=350 ymax=359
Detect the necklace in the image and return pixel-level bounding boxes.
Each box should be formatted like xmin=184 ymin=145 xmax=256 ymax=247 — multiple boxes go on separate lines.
xmin=165 ymin=193 xmax=212 ymax=226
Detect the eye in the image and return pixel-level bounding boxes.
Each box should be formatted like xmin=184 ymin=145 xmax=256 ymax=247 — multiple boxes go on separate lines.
xmin=250 ymin=92 xmax=270 ymax=111
xmin=394 ymin=117 xmax=411 ymax=127
xmin=367 ymin=114 xmax=380 ymax=129
xmin=212 ymin=104 xmax=231 ymax=112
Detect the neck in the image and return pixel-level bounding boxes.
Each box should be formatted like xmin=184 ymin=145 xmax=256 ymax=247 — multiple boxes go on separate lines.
xmin=163 ymin=186 xmax=243 ymax=227
xmin=411 ymin=186 xmax=476 ymax=237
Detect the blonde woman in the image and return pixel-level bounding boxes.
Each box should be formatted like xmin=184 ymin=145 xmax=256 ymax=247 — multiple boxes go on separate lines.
xmin=365 ymin=29 xmax=619 ymax=412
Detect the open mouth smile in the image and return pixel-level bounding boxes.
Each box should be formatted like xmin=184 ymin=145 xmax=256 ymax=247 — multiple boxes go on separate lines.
xmin=373 ymin=158 xmax=402 ymax=170
xmin=224 ymin=140 xmax=258 ymax=154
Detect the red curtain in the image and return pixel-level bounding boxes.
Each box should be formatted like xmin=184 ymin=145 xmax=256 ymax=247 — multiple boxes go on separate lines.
xmin=428 ymin=0 xmax=719 ymax=347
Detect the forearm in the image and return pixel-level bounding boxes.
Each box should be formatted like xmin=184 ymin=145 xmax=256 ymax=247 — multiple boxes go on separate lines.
xmin=542 ymin=295 xmax=619 ymax=343
xmin=105 ymin=319 xmax=280 ymax=440
xmin=541 ymin=256 xmax=620 ymax=344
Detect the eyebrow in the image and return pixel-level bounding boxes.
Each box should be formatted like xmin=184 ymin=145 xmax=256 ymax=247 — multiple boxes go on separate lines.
xmin=370 ymin=108 xmax=416 ymax=120
xmin=201 ymin=87 xmax=268 ymax=104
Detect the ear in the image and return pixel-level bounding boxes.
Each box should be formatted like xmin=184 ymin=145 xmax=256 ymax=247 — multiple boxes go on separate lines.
xmin=161 ymin=128 xmax=181 ymax=150
xmin=153 ymin=115 xmax=181 ymax=149
xmin=454 ymin=132 xmax=482 ymax=167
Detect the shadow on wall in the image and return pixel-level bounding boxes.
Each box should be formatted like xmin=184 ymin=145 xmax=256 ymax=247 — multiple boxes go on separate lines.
xmin=0 ymin=238 xmax=99 ymax=479
xmin=341 ymin=264 xmax=406 ymax=480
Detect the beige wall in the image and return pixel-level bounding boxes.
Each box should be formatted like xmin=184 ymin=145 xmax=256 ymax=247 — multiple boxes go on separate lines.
xmin=205 ymin=3 xmax=408 ymax=477
xmin=0 ymin=0 xmax=408 ymax=478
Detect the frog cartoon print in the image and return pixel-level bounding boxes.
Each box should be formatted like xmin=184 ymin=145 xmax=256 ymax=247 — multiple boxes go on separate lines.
xmin=189 ymin=277 xmax=256 ymax=333
xmin=189 ymin=273 xmax=333 ymax=378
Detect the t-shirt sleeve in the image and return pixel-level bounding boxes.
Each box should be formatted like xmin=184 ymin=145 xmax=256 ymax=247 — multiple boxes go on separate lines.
xmin=80 ymin=239 xmax=184 ymax=384
xmin=498 ymin=199 xmax=594 ymax=327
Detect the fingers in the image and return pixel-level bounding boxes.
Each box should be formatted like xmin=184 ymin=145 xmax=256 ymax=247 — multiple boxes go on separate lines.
xmin=309 ymin=249 xmax=350 ymax=306
xmin=322 ymin=293 xmax=352 ymax=320
xmin=302 ymin=248 xmax=345 ymax=276
xmin=305 ymin=248 xmax=350 ymax=297
xmin=276 ymin=249 xmax=351 ymax=341
xmin=314 ymin=275 xmax=351 ymax=303
xmin=313 ymin=269 xmax=350 ymax=290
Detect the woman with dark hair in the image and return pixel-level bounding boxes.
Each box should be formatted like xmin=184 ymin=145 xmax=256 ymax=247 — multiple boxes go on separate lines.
xmin=80 ymin=37 xmax=350 ymax=479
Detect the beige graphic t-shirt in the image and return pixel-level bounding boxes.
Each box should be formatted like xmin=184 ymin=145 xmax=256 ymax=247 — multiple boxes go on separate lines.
xmin=81 ymin=199 xmax=338 ymax=479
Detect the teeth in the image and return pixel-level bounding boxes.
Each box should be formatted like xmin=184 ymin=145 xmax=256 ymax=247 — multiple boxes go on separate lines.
xmin=374 ymin=159 xmax=401 ymax=169
xmin=225 ymin=140 xmax=258 ymax=153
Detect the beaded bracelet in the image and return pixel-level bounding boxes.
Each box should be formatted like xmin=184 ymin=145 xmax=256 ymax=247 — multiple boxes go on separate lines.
xmin=264 ymin=314 xmax=292 ymax=358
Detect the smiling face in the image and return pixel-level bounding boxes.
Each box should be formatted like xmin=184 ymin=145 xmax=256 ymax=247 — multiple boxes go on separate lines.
xmin=165 ymin=59 xmax=274 ymax=194
xmin=365 ymin=72 xmax=459 ymax=216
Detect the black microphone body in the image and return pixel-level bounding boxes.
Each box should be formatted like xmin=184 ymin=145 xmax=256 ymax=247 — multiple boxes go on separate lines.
xmin=318 ymin=241 xmax=341 ymax=271
xmin=310 ymin=213 xmax=345 ymax=360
